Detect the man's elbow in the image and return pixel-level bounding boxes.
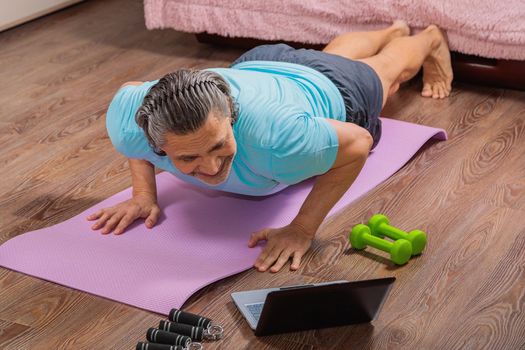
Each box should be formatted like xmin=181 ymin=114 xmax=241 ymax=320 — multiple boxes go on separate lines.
xmin=345 ymin=127 xmax=373 ymax=163
xmin=329 ymin=122 xmax=373 ymax=169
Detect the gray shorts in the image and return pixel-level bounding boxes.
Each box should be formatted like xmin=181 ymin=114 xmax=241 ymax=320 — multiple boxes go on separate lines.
xmin=230 ymin=43 xmax=383 ymax=149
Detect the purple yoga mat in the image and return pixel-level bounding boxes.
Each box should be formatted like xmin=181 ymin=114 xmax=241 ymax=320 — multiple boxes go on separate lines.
xmin=0 ymin=118 xmax=446 ymax=315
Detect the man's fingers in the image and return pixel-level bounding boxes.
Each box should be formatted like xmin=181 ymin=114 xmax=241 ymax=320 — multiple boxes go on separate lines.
xmin=145 ymin=207 xmax=160 ymax=228
xmin=92 ymin=213 xmax=111 ymax=230
xmin=101 ymin=212 xmax=125 ymax=234
xmin=248 ymin=230 xmax=269 ymax=247
xmin=114 ymin=214 xmax=135 ymax=235
xmin=254 ymin=242 xmax=277 ymax=269
xmin=258 ymin=248 xmax=282 ymax=272
xmin=87 ymin=210 xmax=103 ymax=221
xmin=270 ymin=250 xmax=292 ymax=273
xmin=290 ymin=251 xmax=303 ymax=271
xmin=254 ymin=243 xmax=273 ymax=267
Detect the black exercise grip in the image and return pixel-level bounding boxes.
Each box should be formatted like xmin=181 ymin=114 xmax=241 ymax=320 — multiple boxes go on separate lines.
xmin=146 ymin=328 xmax=191 ymax=347
xmin=136 ymin=342 xmax=183 ymax=350
xmin=169 ymin=308 xmax=212 ymax=329
xmin=159 ymin=320 xmax=204 ymax=341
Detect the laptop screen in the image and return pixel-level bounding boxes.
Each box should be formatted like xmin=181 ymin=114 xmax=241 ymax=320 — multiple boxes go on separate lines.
xmin=254 ymin=277 xmax=395 ymax=336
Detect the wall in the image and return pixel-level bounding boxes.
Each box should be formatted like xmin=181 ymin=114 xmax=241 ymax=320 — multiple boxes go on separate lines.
xmin=0 ymin=0 xmax=84 ymax=32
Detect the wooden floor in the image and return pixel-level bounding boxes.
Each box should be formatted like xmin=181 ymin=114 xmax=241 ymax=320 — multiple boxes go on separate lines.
xmin=1 ymin=0 xmax=524 ymax=349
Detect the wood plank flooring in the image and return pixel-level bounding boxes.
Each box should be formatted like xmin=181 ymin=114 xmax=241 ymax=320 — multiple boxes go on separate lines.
xmin=1 ymin=0 xmax=524 ymax=349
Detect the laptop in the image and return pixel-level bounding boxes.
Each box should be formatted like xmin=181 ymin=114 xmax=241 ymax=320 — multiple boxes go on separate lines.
xmin=231 ymin=277 xmax=395 ymax=336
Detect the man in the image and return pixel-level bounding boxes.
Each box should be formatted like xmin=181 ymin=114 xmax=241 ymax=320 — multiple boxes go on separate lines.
xmin=87 ymin=21 xmax=453 ymax=273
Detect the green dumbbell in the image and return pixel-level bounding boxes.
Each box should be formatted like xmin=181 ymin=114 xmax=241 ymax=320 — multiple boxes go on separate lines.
xmin=367 ymin=214 xmax=427 ymax=255
xmin=349 ymin=224 xmax=412 ymax=265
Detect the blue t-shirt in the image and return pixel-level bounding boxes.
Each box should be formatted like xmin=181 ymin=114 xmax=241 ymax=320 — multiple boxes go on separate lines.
xmin=106 ymin=61 xmax=346 ymax=196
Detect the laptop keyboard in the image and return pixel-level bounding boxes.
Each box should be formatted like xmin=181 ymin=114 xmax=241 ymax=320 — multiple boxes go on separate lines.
xmin=245 ymin=302 xmax=264 ymax=322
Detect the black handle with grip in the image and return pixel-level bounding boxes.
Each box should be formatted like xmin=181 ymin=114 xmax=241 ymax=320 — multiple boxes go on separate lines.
xmin=136 ymin=342 xmax=183 ymax=350
xmin=146 ymin=328 xmax=191 ymax=347
xmin=159 ymin=320 xmax=204 ymax=341
xmin=169 ymin=308 xmax=212 ymax=329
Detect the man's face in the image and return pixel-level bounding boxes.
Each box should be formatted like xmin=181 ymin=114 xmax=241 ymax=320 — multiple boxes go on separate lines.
xmin=161 ymin=113 xmax=237 ymax=186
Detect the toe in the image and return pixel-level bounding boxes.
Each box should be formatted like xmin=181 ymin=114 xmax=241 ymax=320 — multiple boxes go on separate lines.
xmin=445 ymin=83 xmax=452 ymax=97
xmin=441 ymin=82 xmax=451 ymax=98
xmin=432 ymin=85 xmax=440 ymax=99
xmin=421 ymin=83 xmax=433 ymax=97
xmin=438 ymin=84 xmax=445 ymax=99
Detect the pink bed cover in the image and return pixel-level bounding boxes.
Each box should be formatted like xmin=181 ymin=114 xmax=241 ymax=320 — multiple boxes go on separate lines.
xmin=144 ymin=0 xmax=525 ymax=60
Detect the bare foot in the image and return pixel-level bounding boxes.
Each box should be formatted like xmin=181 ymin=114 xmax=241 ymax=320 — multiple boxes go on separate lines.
xmin=390 ymin=20 xmax=411 ymax=39
xmin=421 ymin=25 xmax=453 ymax=99
xmin=378 ymin=20 xmax=410 ymax=52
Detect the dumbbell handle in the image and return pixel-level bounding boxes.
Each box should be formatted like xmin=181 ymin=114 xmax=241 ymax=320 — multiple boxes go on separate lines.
xmin=364 ymin=232 xmax=395 ymax=251
xmin=377 ymin=223 xmax=408 ymax=240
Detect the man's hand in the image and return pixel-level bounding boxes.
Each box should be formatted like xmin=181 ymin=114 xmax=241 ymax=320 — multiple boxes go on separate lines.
xmin=87 ymin=194 xmax=161 ymax=235
xmin=248 ymin=223 xmax=314 ymax=273
xmin=88 ymin=158 xmax=159 ymax=235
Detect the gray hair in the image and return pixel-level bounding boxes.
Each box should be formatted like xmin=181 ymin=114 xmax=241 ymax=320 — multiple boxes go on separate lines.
xmin=135 ymin=69 xmax=238 ymax=156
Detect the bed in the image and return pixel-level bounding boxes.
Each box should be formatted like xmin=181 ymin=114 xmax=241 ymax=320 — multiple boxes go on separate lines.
xmin=144 ymin=0 xmax=525 ymax=90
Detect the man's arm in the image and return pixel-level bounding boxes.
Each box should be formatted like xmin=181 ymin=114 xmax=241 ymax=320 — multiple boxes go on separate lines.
xmin=87 ymin=80 xmax=162 ymax=234
xmin=119 ymin=82 xmax=156 ymax=200
xmin=290 ymin=119 xmax=373 ymax=235
xmin=249 ymin=119 xmax=373 ymax=272
xmin=129 ymin=158 xmax=158 ymax=202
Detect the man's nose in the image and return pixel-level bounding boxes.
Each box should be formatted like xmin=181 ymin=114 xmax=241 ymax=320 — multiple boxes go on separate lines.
xmin=199 ymin=157 xmax=222 ymax=175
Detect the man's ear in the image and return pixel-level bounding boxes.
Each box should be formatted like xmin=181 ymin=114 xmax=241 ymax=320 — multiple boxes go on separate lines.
xmin=153 ymin=147 xmax=167 ymax=157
